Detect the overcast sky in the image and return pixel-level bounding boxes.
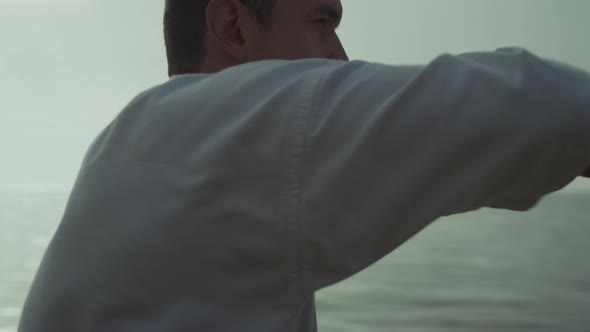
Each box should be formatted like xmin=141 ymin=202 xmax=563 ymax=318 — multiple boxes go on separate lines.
xmin=1 ymin=0 xmax=589 ymax=193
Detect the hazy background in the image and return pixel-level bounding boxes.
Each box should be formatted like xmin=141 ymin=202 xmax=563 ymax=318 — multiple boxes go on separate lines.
xmin=1 ymin=1 xmax=590 ymax=332
xmin=1 ymin=0 xmax=589 ymax=194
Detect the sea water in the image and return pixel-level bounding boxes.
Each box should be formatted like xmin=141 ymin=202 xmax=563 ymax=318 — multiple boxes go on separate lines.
xmin=1 ymin=191 xmax=589 ymax=332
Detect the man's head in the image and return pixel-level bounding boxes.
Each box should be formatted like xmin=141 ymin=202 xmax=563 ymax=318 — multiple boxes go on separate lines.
xmin=164 ymin=0 xmax=348 ymax=77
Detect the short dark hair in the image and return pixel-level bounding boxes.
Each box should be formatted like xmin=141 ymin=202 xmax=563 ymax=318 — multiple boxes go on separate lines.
xmin=164 ymin=0 xmax=277 ymax=77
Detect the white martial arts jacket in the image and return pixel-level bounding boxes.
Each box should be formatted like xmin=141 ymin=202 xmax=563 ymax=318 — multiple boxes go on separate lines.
xmin=18 ymin=47 xmax=590 ymax=332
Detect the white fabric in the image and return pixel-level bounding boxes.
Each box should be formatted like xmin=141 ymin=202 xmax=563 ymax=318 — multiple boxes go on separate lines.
xmin=18 ymin=47 xmax=590 ymax=332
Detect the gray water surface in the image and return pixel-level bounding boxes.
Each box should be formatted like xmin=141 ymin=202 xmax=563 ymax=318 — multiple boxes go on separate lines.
xmin=1 ymin=192 xmax=589 ymax=332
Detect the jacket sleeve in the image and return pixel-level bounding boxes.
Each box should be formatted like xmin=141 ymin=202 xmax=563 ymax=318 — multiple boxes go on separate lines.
xmin=298 ymin=47 xmax=590 ymax=292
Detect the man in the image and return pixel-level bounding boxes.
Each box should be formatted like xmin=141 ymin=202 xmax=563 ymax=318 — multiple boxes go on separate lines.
xmin=18 ymin=0 xmax=590 ymax=331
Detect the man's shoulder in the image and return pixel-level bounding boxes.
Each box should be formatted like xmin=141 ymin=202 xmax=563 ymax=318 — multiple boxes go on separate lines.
xmin=149 ymin=59 xmax=344 ymax=102
xmin=166 ymin=59 xmax=345 ymax=85
xmin=222 ymin=58 xmax=348 ymax=76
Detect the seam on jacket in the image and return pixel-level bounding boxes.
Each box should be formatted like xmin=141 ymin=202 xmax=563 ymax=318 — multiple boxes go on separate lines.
xmin=283 ymin=66 xmax=331 ymax=329
xmin=299 ymin=68 xmax=331 ymax=298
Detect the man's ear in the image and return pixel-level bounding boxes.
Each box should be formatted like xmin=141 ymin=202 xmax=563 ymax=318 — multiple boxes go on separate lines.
xmin=206 ymin=0 xmax=258 ymax=62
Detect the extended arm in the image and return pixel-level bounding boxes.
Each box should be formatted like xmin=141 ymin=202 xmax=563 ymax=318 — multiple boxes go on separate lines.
xmin=294 ymin=47 xmax=590 ymax=291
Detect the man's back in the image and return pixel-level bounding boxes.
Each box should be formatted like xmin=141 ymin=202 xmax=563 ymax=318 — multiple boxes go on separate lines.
xmin=17 ymin=59 xmax=334 ymax=332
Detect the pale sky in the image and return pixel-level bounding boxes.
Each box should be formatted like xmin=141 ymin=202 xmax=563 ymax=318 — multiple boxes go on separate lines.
xmin=1 ymin=0 xmax=589 ymax=193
